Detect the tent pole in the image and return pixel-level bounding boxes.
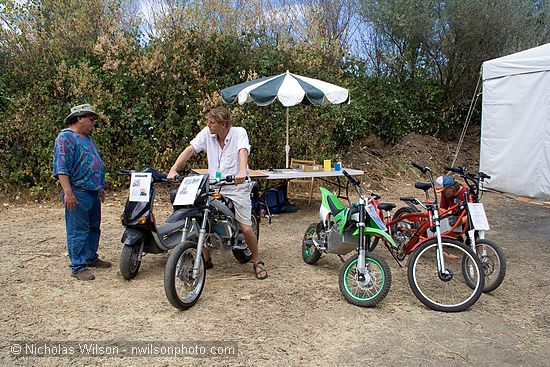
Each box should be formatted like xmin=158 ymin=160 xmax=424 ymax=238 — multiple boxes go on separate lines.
xmin=285 ymin=107 xmax=290 ymax=168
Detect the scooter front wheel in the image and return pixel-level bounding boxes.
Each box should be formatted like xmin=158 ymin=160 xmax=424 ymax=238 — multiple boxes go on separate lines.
xmin=119 ymin=244 xmax=142 ymax=280
xmin=164 ymin=240 xmax=205 ymax=310
xmin=339 ymin=252 xmax=392 ymax=307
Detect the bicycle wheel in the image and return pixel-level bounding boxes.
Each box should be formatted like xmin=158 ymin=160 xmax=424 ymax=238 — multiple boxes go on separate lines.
xmin=464 ymin=239 xmax=506 ymax=293
xmin=164 ymin=240 xmax=205 ymax=310
xmin=408 ymin=238 xmax=484 ymax=312
xmin=339 ymin=252 xmax=392 ymax=307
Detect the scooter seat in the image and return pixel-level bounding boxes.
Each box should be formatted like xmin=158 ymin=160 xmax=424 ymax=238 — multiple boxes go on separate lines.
xmin=157 ymin=221 xmax=185 ymax=237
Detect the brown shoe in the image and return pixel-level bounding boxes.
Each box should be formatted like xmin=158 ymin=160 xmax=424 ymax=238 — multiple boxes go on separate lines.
xmin=71 ymin=269 xmax=95 ymax=281
xmin=89 ymin=259 xmax=112 ymax=268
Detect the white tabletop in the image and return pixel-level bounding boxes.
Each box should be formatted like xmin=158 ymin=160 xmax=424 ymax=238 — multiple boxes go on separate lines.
xmin=256 ymin=168 xmax=364 ymax=180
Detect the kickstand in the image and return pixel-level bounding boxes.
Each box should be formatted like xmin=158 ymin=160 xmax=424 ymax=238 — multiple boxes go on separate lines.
xmin=387 ymin=246 xmax=404 ymax=268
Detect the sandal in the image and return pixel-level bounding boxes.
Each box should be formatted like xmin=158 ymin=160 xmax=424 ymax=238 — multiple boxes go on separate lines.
xmin=253 ymin=261 xmax=268 ymax=280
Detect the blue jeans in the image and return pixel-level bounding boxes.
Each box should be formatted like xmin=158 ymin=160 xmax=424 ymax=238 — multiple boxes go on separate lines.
xmin=63 ymin=190 xmax=101 ymax=273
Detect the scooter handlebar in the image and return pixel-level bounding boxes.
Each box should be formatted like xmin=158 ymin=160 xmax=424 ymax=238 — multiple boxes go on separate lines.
xmin=342 ymin=170 xmax=360 ymax=186
xmin=210 ymin=175 xmax=250 ymax=185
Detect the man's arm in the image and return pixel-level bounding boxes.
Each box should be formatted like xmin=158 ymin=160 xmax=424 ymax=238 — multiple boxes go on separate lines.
xmin=235 ymin=148 xmax=249 ymax=184
xmin=168 ymin=145 xmax=196 ymax=180
xmin=58 ymin=174 xmax=77 ymax=211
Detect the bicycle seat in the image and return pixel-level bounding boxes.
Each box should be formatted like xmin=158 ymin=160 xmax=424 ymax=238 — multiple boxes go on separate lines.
xmin=415 ymin=181 xmax=432 ymax=191
xmin=378 ymin=203 xmax=396 ymax=212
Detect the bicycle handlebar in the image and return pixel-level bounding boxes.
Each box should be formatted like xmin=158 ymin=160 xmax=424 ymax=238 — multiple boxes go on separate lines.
xmin=411 ymin=161 xmax=430 ymax=173
xmin=445 ymin=166 xmax=491 ymax=181
xmin=479 ymin=172 xmax=491 ymax=180
xmin=444 ymin=166 xmax=465 ymax=174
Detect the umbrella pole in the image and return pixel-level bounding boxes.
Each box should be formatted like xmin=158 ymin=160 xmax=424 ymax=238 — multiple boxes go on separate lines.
xmin=285 ymin=107 xmax=290 ymax=168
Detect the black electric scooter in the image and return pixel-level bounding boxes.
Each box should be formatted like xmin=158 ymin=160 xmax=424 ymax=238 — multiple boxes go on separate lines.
xmin=119 ymin=168 xmax=200 ymax=280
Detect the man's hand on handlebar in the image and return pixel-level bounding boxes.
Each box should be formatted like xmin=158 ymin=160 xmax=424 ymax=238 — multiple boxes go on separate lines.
xmin=167 ymin=169 xmax=179 ymax=181
xmin=235 ymin=169 xmax=247 ymax=185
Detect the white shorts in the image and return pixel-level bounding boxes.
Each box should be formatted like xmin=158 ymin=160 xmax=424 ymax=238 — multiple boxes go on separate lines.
xmin=219 ymin=183 xmax=252 ymax=226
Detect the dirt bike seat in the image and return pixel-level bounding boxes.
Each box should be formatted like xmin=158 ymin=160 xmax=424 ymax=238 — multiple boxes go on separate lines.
xmin=327 ymin=195 xmax=345 ymax=216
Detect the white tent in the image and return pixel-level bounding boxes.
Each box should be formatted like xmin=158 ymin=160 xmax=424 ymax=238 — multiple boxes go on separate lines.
xmin=480 ymin=43 xmax=550 ymax=200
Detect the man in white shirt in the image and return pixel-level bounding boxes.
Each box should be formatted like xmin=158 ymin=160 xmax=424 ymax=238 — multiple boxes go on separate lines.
xmin=168 ymin=107 xmax=268 ymax=279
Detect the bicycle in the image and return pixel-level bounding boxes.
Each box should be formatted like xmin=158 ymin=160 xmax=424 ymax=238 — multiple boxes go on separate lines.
xmin=372 ymin=162 xmax=485 ymax=312
xmin=441 ymin=166 xmax=506 ymax=292
xmin=374 ymin=166 xmax=505 ymax=293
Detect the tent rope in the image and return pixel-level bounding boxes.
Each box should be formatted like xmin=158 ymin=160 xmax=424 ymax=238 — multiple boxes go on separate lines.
xmin=450 ymin=69 xmax=483 ymax=170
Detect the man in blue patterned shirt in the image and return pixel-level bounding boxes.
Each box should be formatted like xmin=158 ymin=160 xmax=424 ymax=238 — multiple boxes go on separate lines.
xmin=53 ymin=104 xmax=111 ymax=281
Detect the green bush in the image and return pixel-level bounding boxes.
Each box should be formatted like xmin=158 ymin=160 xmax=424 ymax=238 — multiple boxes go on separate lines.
xmin=0 ymin=1 xmax=473 ymax=197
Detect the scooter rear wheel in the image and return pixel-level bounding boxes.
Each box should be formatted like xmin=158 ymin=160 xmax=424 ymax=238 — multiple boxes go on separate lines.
xmin=164 ymin=240 xmax=205 ymax=310
xmin=119 ymin=244 xmax=142 ymax=280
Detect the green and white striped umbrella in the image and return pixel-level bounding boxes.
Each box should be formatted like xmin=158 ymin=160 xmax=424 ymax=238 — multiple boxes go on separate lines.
xmin=221 ymin=70 xmax=349 ymax=167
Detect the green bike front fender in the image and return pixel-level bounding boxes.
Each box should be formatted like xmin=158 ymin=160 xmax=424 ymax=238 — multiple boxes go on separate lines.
xmin=353 ymin=226 xmax=398 ymax=249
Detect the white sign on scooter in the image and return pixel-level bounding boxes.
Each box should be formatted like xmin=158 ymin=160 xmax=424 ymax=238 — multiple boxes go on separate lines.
xmin=129 ymin=172 xmax=152 ymax=202
xmin=173 ymin=176 xmax=203 ymax=206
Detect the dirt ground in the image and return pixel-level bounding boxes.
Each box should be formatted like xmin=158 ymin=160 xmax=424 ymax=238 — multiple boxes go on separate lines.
xmin=2 ymin=130 xmax=549 ymax=366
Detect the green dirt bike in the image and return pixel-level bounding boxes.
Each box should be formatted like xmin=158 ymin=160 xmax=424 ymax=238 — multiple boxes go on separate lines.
xmin=302 ymin=170 xmax=394 ymax=307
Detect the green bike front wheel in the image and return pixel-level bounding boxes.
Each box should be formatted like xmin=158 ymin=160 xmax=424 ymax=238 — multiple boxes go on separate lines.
xmin=339 ymin=252 xmax=392 ymax=307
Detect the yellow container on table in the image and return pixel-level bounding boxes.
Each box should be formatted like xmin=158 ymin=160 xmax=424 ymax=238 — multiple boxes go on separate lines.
xmin=323 ymin=159 xmax=332 ymax=172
